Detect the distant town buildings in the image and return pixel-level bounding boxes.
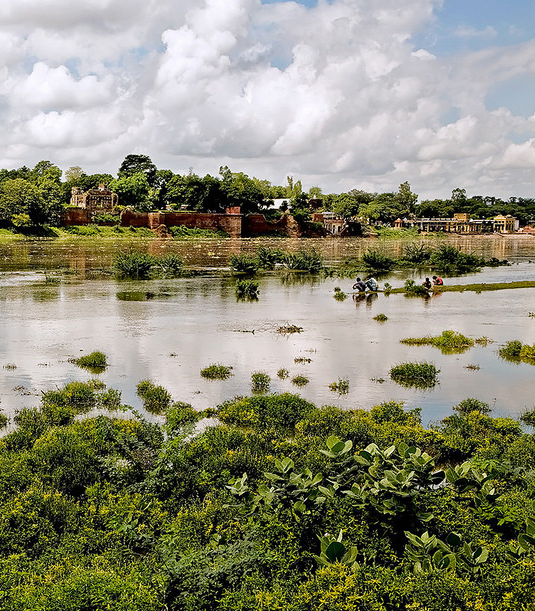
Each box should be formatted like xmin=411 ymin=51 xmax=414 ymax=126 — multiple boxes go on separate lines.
xmin=394 ymin=212 xmax=518 ymax=234
xmin=70 ymin=184 xmax=118 ymax=215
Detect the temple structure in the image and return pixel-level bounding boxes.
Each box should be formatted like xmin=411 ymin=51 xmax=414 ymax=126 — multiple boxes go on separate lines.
xmin=394 ymin=212 xmax=518 ymax=233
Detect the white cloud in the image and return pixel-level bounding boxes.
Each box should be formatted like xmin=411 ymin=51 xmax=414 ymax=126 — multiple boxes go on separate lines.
xmin=0 ymin=0 xmax=534 ymax=199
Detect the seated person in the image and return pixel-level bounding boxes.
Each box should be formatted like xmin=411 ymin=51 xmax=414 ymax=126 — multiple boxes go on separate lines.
xmin=422 ymin=277 xmax=432 ymax=289
xmin=365 ymin=276 xmax=378 ymax=291
xmin=353 ymin=277 xmax=367 ymax=292
xmin=432 ymin=275 xmax=443 ymax=285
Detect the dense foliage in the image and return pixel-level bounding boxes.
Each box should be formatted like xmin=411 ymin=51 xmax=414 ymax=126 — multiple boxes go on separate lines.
xmin=1 ymin=382 xmax=535 ymax=609
xmin=1 ymin=157 xmax=534 ymax=231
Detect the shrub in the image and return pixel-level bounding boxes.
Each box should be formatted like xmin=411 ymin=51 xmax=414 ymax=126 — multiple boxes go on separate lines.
xmin=41 ymin=381 xmax=98 ymax=414
xmin=235 ymin=279 xmax=259 ymax=300
xmin=390 ymin=361 xmax=439 ymax=388
xmin=200 ymin=364 xmax=233 ymax=380
xmin=72 ymin=351 xmax=107 ymax=372
xmin=0 ymin=413 xmax=8 ymax=429
xmin=165 ymin=402 xmax=199 ymax=434
xmin=291 ymin=375 xmax=309 ymax=387
xmin=136 ymin=380 xmax=172 ymax=414
xmin=430 ymin=244 xmax=483 ymax=274
xmin=256 ymin=246 xmax=284 ymax=269
xmin=361 ymin=249 xmax=395 ymax=272
xmin=229 ymin=253 xmax=259 ymax=275
xmin=282 ymin=248 xmax=323 ymax=272
xmin=499 ymin=340 xmax=523 ymax=360
xmin=453 ymin=398 xmax=491 ymax=416
xmin=114 ymin=251 xmax=155 ymax=279
xmin=251 ymin=371 xmax=270 ymax=394
xmin=402 ymin=242 xmax=432 ymax=264
xmin=373 ymin=313 xmax=388 ymax=322
xmin=158 ymin=252 xmax=183 ymax=277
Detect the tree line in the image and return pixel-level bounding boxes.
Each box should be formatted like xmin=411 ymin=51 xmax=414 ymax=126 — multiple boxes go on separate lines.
xmin=1 ymin=154 xmax=534 ymax=229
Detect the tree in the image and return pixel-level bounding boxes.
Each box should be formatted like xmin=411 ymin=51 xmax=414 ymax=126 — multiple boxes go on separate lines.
xmin=396 ymin=181 xmax=418 ymax=214
xmin=219 ymin=166 xmax=264 ymax=214
xmin=65 ymin=166 xmax=84 ymax=182
xmin=0 ymin=178 xmax=46 ymax=226
xmin=118 ymin=154 xmax=157 ymax=187
xmin=360 ymin=192 xmax=408 ymax=224
xmin=110 ymin=173 xmax=151 ymax=211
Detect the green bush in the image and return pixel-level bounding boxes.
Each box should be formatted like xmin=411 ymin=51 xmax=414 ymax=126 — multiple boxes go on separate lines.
xmin=361 ymin=249 xmax=395 ymax=272
xmin=200 ymin=364 xmax=233 ymax=380
xmin=390 ymin=362 xmax=439 ymax=388
xmin=402 ymin=242 xmax=432 ymax=264
xmin=229 ymin=253 xmax=259 ymax=274
xmin=403 ymin=279 xmax=431 ymax=296
xmin=256 ymin=246 xmax=284 ymax=270
xmin=251 ymin=371 xmax=271 ymax=394
xmin=158 ymin=252 xmax=183 ymax=277
xmin=235 ymin=279 xmax=259 ymax=299
xmin=72 ymin=350 xmax=107 ymax=372
xmin=114 ymin=251 xmax=156 ymax=279
xmin=430 ymin=244 xmax=483 ymax=274
xmin=282 ymin=248 xmax=323 ymax=272
xmin=136 ymin=380 xmax=172 ymax=414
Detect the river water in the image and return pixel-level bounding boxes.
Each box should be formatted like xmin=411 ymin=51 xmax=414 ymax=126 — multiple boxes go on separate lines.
xmin=1 ymin=235 xmax=534 ymax=425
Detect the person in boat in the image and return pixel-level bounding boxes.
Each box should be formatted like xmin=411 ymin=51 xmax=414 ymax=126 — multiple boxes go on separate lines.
xmin=365 ymin=276 xmax=378 ymax=292
xmin=422 ymin=277 xmax=432 ymax=289
xmin=353 ymin=277 xmax=367 ymax=292
xmin=432 ymin=275 xmax=443 ymax=286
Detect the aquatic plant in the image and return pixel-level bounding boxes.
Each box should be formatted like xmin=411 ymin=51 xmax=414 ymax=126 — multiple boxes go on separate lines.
xmin=291 ymin=374 xmax=310 ymax=387
xmin=520 ymin=408 xmax=535 ymax=427
xmin=402 ymin=242 xmax=432 ymax=265
xmin=403 ymin=279 xmax=430 ymax=296
xmin=465 ymin=364 xmax=481 ymax=371
xmin=390 ymin=361 xmax=440 ymax=388
xmin=333 ymin=288 xmax=347 ymax=301
xmin=229 ymin=253 xmax=259 ymax=275
xmin=429 ymin=244 xmax=483 ymax=274
xmin=113 ymin=251 xmax=155 ymax=279
xmin=200 ymin=364 xmax=233 ymax=380
xmin=361 ymin=249 xmax=395 ymax=272
xmin=136 ymin=379 xmax=172 ymax=414
xmin=71 ymin=351 xmax=107 ymax=373
xmin=256 ymin=246 xmax=284 ymax=270
xmin=277 ymin=324 xmax=303 ymax=334
xmin=329 ymin=378 xmax=349 ymax=395
xmin=499 ymin=340 xmax=523 ymax=360
xmin=294 ymin=357 xmax=312 ymax=364
xmin=453 ymin=398 xmax=491 ymax=416
xmin=41 ymin=381 xmax=98 ymax=414
xmin=235 ymin=279 xmax=259 ymax=300
xmin=157 ymin=253 xmax=183 ymax=277
xmin=0 ymin=412 xmax=8 ymax=429
xmin=400 ymin=330 xmax=474 ymax=353
xmin=3 ymin=363 xmax=17 ymax=369
xmin=251 ymin=371 xmax=270 ymax=394
xmin=374 ymin=313 xmax=388 ymax=322
xmin=282 ymin=248 xmax=323 ymax=273
xmin=277 ymin=368 xmax=289 ymax=379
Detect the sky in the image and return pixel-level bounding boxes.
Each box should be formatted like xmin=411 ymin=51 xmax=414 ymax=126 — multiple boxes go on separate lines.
xmin=0 ymin=0 xmax=534 ymax=200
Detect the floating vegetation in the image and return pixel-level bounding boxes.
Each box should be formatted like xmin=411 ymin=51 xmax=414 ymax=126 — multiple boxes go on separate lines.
xmin=136 ymin=379 xmax=172 ymax=414
xmin=0 ymin=413 xmax=7 ymax=429
xmin=70 ymin=351 xmax=107 ymax=373
xmin=277 ymin=324 xmax=303 ymax=334
xmin=329 ymin=378 xmax=349 ymax=395
xmin=291 ymin=374 xmax=309 ymax=387
xmin=390 ymin=361 xmax=440 ymax=388
xmin=3 ymin=363 xmax=17 ymax=370
xmin=113 ymin=251 xmax=182 ymax=279
xmin=465 ymin=364 xmax=481 ymax=371
xmin=373 ymin=313 xmax=388 ymax=322
xmin=498 ymin=340 xmax=535 ymax=365
xmin=294 ymin=357 xmax=312 ymax=364
xmin=402 ymin=242 xmax=432 ymax=265
xmin=371 ymin=377 xmax=386 ymax=383
xmin=429 ymin=244 xmax=483 ymax=274
xmin=277 ymin=368 xmax=289 ymax=379
xmin=333 ymin=286 xmax=348 ymax=301
xmin=400 ymin=330 xmax=474 ymax=354
xmin=475 ymin=336 xmax=492 ymax=346
xmin=157 ymin=253 xmax=183 ymax=277
xmin=529 ymin=312 xmax=535 ymax=318
xmin=520 ymin=408 xmax=535 ymax=427
xmin=453 ymin=398 xmax=491 ymax=415
xmin=44 ymin=274 xmax=61 ymax=284
xmin=200 ymin=364 xmax=234 ymax=380
xmin=235 ymin=279 xmax=259 ymax=300
xmin=251 ymin=371 xmax=271 ymax=394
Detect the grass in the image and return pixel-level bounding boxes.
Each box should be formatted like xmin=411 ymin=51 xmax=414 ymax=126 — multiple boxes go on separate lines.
xmin=329 ymin=378 xmax=349 ymax=395
xmin=291 ymin=374 xmax=309 ymax=387
xmin=235 ymin=279 xmax=259 ymax=300
xmin=389 ymin=361 xmax=440 ymax=388
xmin=136 ymin=379 xmax=172 ymax=414
xmin=294 ymin=357 xmax=312 ymax=364
xmin=200 ymin=364 xmax=234 ymax=380
xmin=465 ymin=364 xmax=481 ymax=371
xmin=71 ymin=351 xmax=107 ymax=373
xmin=389 ymin=280 xmax=535 ymax=294
xmin=333 ymin=287 xmax=348 ymax=301
xmin=229 ymin=253 xmax=259 ymax=275
xmin=400 ymin=330 xmax=474 ymax=353
xmin=373 ymin=313 xmax=388 ymax=322
xmin=403 ymin=279 xmax=430 ymax=297
xmin=282 ymin=248 xmax=323 ymax=273
xmin=251 ymin=371 xmax=271 ymax=394
xmin=169 ymin=226 xmax=228 ymax=239
xmin=3 ymin=363 xmax=17 ymax=370
xmin=277 ymin=368 xmax=289 ymax=379
xmin=361 ymin=249 xmax=396 ymax=272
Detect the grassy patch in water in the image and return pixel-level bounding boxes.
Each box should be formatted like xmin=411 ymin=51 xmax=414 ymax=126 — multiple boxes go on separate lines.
xmin=373 ymin=313 xmax=388 ymax=322
xmin=136 ymin=379 xmax=172 ymax=414
xmin=235 ymin=279 xmax=259 ymax=300
xmin=499 ymin=340 xmax=535 ymax=365
xmin=251 ymin=371 xmax=271 ymax=394
xmin=400 ymin=330 xmax=474 ymax=353
xmin=71 ymin=351 xmax=107 ymax=373
xmin=200 ymin=364 xmax=234 ymax=380
xmin=390 ymin=361 xmax=439 ymax=388
xmin=277 ymin=324 xmax=303 ymax=334
xmin=277 ymin=368 xmax=289 ymax=379
xmin=291 ymin=374 xmax=310 ymax=387
xmin=329 ymin=378 xmax=349 ymax=395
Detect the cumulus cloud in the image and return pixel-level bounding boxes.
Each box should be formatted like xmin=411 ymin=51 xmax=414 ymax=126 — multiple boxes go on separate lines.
xmin=0 ymin=0 xmax=534 ymax=198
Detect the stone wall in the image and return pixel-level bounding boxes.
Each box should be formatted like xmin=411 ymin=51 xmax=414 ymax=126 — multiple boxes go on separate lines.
xmin=119 ymin=210 xmax=243 ymax=237
xmin=63 ymin=208 xmax=91 ymax=225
